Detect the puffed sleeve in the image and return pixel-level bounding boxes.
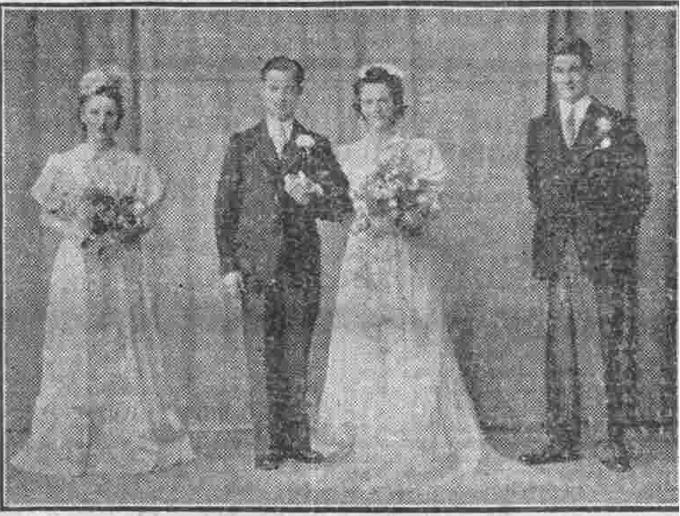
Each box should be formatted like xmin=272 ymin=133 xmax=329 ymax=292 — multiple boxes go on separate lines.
xmin=424 ymin=140 xmax=446 ymax=186
xmin=30 ymin=154 xmax=63 ymax=211
xmin=135 ymin=157 xmax=164 ymax=208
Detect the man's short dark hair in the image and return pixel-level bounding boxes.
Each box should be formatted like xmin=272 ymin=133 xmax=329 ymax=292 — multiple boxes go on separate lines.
xmin=260 ymin=56 xmax=305 ymax=86
xmin=551 ymin=37 xmax=593 ymax=69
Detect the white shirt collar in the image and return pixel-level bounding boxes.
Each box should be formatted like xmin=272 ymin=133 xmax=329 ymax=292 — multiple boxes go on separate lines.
xmin=559 ymin=95 xmax=592 ymax=130
xmin=266 ymin=116 xmax=293 ymax=141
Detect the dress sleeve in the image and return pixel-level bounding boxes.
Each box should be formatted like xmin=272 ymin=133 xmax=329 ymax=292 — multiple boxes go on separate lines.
xmin=425 ymin=140 xmax=446 ymax=188
xmin=30 ymin=154 xmax=63 ymax=211
xmin=412 ymin=139 xmax=446 ymax=192
xmin=136 ymin=158 xmax=164 ymax=208
xmin=335 ymin=143 xmax=350 ymax=171
xmin=334 ymin=143 xmax=356 ymax=189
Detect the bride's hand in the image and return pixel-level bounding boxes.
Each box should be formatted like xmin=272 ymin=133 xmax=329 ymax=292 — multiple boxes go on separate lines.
xmin=400 ymin=208 xmax=426 ymax=231
xmin=367 ymin=213 xmax=395 ymax=234
xmin=118 ymin=223 xmax=149 ymax=244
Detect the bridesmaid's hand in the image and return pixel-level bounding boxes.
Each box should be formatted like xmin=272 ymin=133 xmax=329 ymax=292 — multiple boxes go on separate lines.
xmin=40 ymin=211 xmax=88 ymax=242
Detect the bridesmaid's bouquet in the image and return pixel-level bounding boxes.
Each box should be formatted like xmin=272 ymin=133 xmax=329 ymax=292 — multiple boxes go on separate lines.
xmin=356 ymin=146 xmax=440 ymax=236
xmin=81 ymin=188 xmax=148 ymax=255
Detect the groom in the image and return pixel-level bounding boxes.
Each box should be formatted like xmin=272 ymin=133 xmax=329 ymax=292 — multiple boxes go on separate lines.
xmin=520 ymin=37 xmax=650 ymax=472
xmin=214 ymin=56 xmax=352 ymax=470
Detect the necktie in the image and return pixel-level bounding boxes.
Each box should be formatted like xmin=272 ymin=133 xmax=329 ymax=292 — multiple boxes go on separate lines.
xmin=272 ymin=123 xmax=284 ymax=157
xmin=273 ymin=123 xmax=291 ymax=157
xmin=564 ymin=106 xmax=576 ymax=147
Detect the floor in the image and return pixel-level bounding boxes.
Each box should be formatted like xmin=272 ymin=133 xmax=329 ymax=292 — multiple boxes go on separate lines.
xmin=4 ymin=427 xmax=677 ymax=508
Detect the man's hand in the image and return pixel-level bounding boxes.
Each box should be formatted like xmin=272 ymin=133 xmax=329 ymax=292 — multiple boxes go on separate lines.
xmin=221 ymin=271 xmax=243 ymax=298
xmin=284 ymin=171 xmax=323 ymax=206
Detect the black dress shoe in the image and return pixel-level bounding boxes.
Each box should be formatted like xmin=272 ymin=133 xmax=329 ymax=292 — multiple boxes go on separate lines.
xmin=519 ymin=446 xmax=580 ymax=465
xmin=601 ymin=445 xmax=631 ymax=473
xmin=287 ymin=448 xmax=325 ymax=464
xmin=254 ymin=452 xmax=284 ymax=470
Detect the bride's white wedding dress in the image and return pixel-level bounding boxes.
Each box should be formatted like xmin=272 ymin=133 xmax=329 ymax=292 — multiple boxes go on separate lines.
xmin=313 ymin=133 xmax=483 ymax=483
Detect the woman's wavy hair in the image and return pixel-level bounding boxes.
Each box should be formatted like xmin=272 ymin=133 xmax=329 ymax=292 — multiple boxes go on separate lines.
xmin=352 ymin=66 xmax=407 ymax=122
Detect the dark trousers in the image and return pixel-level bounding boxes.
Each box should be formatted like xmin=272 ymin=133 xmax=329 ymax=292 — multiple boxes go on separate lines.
xmin=545 ymin=261 xmax=638 ymax=452
xmin=242 ymin=265 xmax=320 ymax=455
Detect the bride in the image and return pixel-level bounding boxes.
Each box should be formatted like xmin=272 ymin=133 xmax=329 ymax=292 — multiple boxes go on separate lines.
xmin=314 ymin=64 xmax=483 ymax=477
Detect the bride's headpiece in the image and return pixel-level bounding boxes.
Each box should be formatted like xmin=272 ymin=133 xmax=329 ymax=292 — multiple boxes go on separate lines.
xmin=358 ymin=63 xmax=405 ymax=80
xmin=78 ymin=66 xmax=130 ymax=99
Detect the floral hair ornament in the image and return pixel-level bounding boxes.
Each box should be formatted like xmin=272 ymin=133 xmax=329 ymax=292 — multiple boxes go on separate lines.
xmin=358 ymin=63 xmax=405 ymax=80
xmin=78 ymin=65 xmax=130 ymax=99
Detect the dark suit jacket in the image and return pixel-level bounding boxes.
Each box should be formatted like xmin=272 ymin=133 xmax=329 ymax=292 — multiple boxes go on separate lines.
xmin=214 ymin=120 xmax=352 ymax=293
xmin=525 ymin=97 xmax=651 ymax=284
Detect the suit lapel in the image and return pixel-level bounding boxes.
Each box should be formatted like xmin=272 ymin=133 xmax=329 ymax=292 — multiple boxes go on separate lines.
xmin=549 ymin=98 xmax=604 ymax=154
xmin=280 ymin=120 xmax=306 ymax=175
xmin=257 ymin=119 xmax=308 ymax=176
xmin=255 ymin=121 xmax=281 ymax=174
xmin=548 ymin=105 xmax=568 ymax=152
xmin=574 ymin=98 xmax=605 ymax=150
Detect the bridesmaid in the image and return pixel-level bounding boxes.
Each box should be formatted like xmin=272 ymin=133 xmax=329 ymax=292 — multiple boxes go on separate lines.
xmin=11 ymin=67 xmax=194 ymax=477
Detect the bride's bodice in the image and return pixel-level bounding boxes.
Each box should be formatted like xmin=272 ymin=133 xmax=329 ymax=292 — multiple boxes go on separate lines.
xmin=336 ymin=133 xmax=446 ymax=236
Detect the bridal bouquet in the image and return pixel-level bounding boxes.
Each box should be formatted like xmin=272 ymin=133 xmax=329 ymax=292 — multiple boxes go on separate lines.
xmin=355 ymin=145 xmax=440 ymax=236
xmin=81 ymin=188 xmax=148 ymax=255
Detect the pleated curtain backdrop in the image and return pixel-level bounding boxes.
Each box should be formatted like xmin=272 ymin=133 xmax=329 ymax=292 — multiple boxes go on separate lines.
xmin=4 ymin=8 xmax=676 ymax=434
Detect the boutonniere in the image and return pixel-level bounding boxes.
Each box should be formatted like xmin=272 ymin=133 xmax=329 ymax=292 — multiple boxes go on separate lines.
xmin=292 ymin=133 xmax=324 ymax=197
xmin=295 ymin=134 xmax=315 ymax=154
xmin=595 ymin=117 xmax=613 ymax=150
